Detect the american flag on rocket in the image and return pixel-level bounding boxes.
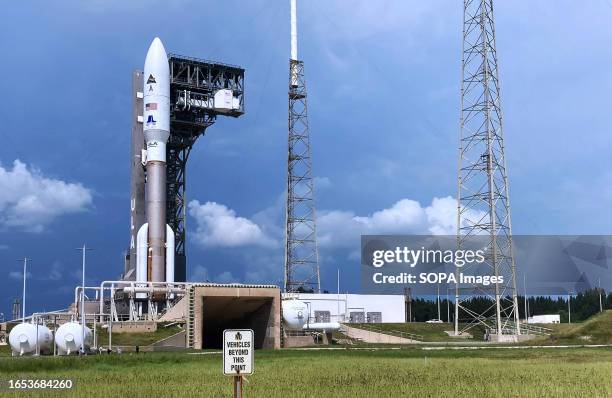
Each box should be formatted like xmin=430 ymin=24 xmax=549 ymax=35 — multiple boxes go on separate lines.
xmin=145 ymin=103 xmax=157 ymax=110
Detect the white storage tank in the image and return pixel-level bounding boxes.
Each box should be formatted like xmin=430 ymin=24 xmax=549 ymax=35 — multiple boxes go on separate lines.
xmin=54 ymin=322 xmax=93 ymax=355
xmin=303 ymin=322 xmax=340 ymax=332
xmin=9 ymin=323 xmax=53 ymax=356
xmin=282 ymin=299 xmax=308 ymax=330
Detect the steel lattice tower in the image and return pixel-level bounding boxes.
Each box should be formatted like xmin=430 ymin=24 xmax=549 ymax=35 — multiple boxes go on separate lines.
xmin=284 ymin=0 xmax=321 ymax=293
xmin=454 ymin=0 xmax=521 ymax=337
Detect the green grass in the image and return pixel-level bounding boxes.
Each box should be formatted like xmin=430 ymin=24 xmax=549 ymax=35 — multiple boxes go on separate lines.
xmin=2 ymin=313 xmax=611 ymax=396
xmin=0 ymin=348 xmax=611 ymax=397
xmin=527 ymin=310 xmax=612 ymax=346
xmin=94 ymin=323 xmax=184 ymax=347
xmin=351 ymin=312 xmax=612 ymax=345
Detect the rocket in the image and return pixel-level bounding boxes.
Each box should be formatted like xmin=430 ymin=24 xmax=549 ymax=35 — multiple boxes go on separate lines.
xmin=135 ymin=37 xmax=175 ymax=284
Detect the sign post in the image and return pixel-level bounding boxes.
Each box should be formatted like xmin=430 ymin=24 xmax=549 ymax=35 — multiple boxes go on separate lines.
xmin=223 ymin=329 xmax=254 ymax=398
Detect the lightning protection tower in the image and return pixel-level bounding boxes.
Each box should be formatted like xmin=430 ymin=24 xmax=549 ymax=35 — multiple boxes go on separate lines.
xmin=284 ymin=0 xmax=321 ymax=293
xmin=455 ymin=0 xmax=521 ymax=339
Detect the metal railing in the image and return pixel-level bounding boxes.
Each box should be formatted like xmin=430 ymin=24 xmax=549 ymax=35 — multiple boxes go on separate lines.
xmin=344 ymin=323 xmax=423 ymax=342
xmin=516 ymin=322 xmax=553 ymax=336
xmin=285 ymin=330 xmax=308 ymax=337
xmin=488 ymin=318 xmax=552 ymax=336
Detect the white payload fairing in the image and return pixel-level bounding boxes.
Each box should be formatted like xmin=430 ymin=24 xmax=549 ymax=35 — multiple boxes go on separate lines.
xmin=136 ymin=37 xmax=174 ymax=284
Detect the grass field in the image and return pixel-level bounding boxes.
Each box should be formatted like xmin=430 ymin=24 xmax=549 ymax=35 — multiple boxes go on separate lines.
xmin=94 ymin=323 xmax=184 ymax=347
xmin=1 ymin=347 xmax=611 ymax=397
xmin=351 ymin=311 xmax=612 ymax=346
xmin=2 ymin=313 xmax=612 ymax=396
xmin=528 ymin=310 xmax=612 ymax=345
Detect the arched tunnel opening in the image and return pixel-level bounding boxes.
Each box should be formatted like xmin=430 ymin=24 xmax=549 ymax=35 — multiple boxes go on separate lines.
xmin=192 ymin=285 xmax=280 ymax=350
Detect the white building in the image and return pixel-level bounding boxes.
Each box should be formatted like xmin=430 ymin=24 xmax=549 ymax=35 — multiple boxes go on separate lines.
xmin=527 ymin=314 xmax=560 ymax=324
xmin=283 ymin=293 xmax=406 ymax=323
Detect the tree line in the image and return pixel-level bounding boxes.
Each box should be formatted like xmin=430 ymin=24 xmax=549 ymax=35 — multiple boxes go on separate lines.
xmin=407 ymin=288 xmax=610 ymax=323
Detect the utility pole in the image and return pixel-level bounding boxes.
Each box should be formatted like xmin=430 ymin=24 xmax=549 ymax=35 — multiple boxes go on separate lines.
xmin=456 ymin=0 xmax=520 ymax=338
xmin=447 ymin=289 xmax=450 ymax=323
xmin=18 ymin=258 xmax=31 ymax=323
xmin=567 ymin=292 xmax=572 ymax=324
xmin=76 ymin=244 xmax=93 ymax=354
xmin=524 ymin=273 xmax=528 ymax=322
xmin=599 ymin=277 xmax=603 ymax=313
xmin=437 ymin=284 xmax=441 ymax=321
xmin=336 ymin=268 xmax=341 ymax=322
xmin=405 ymin=288 xmax=413 ymax=322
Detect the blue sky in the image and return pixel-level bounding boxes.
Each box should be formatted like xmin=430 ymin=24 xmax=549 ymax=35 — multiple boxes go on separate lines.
xmin=1 ymin=0 xmax=612 ymax=317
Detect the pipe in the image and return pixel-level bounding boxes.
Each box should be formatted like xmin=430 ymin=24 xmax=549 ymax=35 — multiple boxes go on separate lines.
xmin=73 ymin=286 xmax=102 ymax=312
xmin=98 ymin=280 xmax=189 ymax=319
xmin=122 ymin=287 xmax=185 ymax=294
xmin=303 ymin=322 xmax=340 ymax=332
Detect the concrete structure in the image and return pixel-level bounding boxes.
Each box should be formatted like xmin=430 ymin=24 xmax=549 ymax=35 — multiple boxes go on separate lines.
xmin=112 ymin=321 xmax=157 ymax=333
xmin=190 ymin=284 xmax=281 ymax=350
xmin=0 ymin=322 xmax=6 ymax=345
xmin=157 ymin=296 xmax=187 ymax=322
xmin=341 ymin=325 xmax=420 ymax=344
xmin=528 ymin=314 xmax=560 ymax=324
xmin=151 ymin=330 xmax=186 ymax=349
xmin=286 ymin=293 xmax=406 ymax=323
xmin=283 ymin=334 xmax=315 ymax=348
xmin=487 ymin=333 xmax=536 ymax=343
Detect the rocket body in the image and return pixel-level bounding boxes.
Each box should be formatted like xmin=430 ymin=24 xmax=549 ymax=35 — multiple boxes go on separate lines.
xmin=143 ymin=37 xmax=170 ymax=282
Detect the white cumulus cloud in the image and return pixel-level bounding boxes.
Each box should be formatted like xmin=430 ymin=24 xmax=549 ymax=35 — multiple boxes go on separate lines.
xmin=0 ymin=160 xmax=92 ymax=232
xmin=188 ymin=200 xmax=276 ymax=248
xmin=188 ymin=196 xmax=465 ymax=251
xmin=186 ymin=195 xmax=472 ymax=283
xmin=317 ymin=196 xmax=461 ymax=247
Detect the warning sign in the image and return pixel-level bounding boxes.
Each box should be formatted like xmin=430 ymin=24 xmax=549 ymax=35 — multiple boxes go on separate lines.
xmin=223 ymin=329 xmax=254 ymax=376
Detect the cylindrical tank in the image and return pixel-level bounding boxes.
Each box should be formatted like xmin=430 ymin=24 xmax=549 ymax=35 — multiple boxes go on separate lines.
xmin=303 ymin=322 xmax=341 ymax=332
xmin=282 ymin=299 xmax=308 ymax=330
xmin=54 ymin=322 xmax=93 ymax=355
xmin=9 ymin=323 xmax=53 ymax=356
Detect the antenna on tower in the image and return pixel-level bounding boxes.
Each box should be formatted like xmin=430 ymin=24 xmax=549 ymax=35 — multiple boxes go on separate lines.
xmin=290 ymin=0 xmax=297 ymax=61
xmin=454 ymin=0 xmax=521 ymax=339
xmin=284 ymin=0 xmax=321 ymax=293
